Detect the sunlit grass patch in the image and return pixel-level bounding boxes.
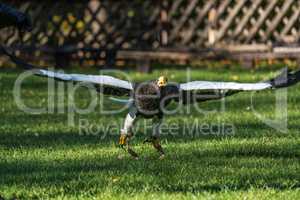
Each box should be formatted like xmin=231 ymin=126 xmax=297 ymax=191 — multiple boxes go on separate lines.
xmin=0 ymin=68 xmax=299 ymax=199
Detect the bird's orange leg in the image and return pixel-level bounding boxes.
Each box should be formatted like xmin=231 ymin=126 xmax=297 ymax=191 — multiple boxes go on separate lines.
xmin=119 ymin=133 xmax=139 ymax=159
xmin=118 ymin=108 xmax=139 ymax=159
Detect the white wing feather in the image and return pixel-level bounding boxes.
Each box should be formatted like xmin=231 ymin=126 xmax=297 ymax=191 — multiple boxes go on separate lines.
xmin=180 ymin=81 xmax=272 ymax=91
xmin=38 ymin=69 xmax=133 ymax=90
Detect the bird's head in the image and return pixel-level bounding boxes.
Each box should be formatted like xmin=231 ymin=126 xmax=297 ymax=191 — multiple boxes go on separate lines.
xmin=157 ymin=76 xmax=168 ymax=87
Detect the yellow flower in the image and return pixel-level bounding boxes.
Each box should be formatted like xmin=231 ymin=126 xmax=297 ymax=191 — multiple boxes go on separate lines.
xmin=76 ymin=21 xmax=85 ymax=30
xmin=67 ymin=13 xmax=76 ymax=23
xmin=61 ymin=21 xmax=70 ymax=32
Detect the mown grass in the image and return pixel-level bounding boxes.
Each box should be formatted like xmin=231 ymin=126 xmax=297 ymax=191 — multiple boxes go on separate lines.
xmin=0 ymin=67 xmax=299 ymax=199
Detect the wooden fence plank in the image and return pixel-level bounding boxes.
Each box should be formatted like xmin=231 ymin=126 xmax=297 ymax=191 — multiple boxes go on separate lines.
xmin=169 ymin=0 xmax=198 ymax=41
xmin=245 ymin=0 xmax=278 ymax=43
xmin=197 ymin=0 xmax=231 ymax=46
xmin=182 ymin=0 xmax=215 ymax=45
xmin=233 ymin=0 xmax=262 ymax=40
xmin=262 ymin=0 xmax=294 ymax=42
xmin=279 ymin=3 xmax=300 ymax=38
xmin=216 ymin=0 xmax=246 ymax=42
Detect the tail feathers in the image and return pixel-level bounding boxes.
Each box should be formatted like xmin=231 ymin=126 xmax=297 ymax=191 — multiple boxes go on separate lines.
xmin=1 ymin=45 xmax=38 ymax=70
xmin=268 ymin=67 xmax=300 ymax=88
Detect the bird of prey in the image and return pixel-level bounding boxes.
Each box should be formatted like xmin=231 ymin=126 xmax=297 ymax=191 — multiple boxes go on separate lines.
xmin=0 ymin=3 xmax=32 ymax=32
xmin=2 ymin=48 xmax=300 ymax=159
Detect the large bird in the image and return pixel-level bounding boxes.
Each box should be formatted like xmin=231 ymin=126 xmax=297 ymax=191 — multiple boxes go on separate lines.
xmin=2 ymin=47 xmax=300 ymax=159
xmin=0 ymin=3 xmax=32 ymax=32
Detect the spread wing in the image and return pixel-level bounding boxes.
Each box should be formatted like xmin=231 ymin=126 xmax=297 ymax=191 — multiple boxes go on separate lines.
xmin=179 ymin=68 xmax=300 ymax=104
xmin=180 ymin=81 xmax=271 ymax=91
xmin=35 ymin=69 xmax=133 ymax=96
xmin=179 ymin=81 xmax=271 ymax=104
xmin=1 ymin=46 xmax=133 ymax=96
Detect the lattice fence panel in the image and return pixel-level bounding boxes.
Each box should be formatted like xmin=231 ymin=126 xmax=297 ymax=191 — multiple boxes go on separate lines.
xmin=215 ymin=0 xmax=300 ymax=45
xmin=167 ymin=0 xmax=300 ymax=47
xmin=0 ymin=0 xmax=161 ymax=50
xmin=1 ymin=0 xmax=300 ymax=66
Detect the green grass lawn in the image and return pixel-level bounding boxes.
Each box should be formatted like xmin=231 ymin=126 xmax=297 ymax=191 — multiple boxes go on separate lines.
xmin=0 ymin=67 xmax=299 ymax=199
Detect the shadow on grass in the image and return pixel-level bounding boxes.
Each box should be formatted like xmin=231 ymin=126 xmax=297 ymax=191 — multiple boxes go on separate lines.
xmin=1 ymin=116 xmax=300 ymax=149
xmin=0 ymin=143 xmax=299 ymax=194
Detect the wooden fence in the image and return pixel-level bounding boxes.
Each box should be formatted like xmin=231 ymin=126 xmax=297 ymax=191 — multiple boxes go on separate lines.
xmin=1 ymin=0 xmax=300 ymax=70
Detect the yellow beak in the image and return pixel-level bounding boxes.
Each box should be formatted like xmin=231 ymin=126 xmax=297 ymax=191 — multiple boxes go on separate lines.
xmin=157 ymin=76 xmax=168 ymax=87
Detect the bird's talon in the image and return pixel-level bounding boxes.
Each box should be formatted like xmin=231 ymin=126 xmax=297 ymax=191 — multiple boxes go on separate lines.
xmin=119 ymin=134 xmax=127 ymax=147
xmin=118 ymin=134 xmax=139 ymax=159
xmin=144 ymin=136 xmax=165 ymax=156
